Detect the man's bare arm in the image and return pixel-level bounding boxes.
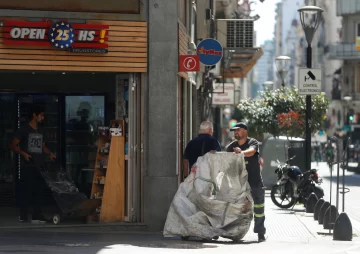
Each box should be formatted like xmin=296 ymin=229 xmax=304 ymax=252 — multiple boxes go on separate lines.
xmin=242 ymin=148 xmax=256 ymax=157
xmin=10 ymin=138 xmax=26 ymax=157
xmin=43 ymin=143 xmax=56 ymax=160
xmin=233 ymin=147 xmax=256 ymax=157
xmin=10 ymin=138 xmax=31 ymax=161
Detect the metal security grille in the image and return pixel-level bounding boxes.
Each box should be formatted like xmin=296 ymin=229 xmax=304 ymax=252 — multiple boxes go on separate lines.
xmin=226 ymin=20 xmax=254 ymax=48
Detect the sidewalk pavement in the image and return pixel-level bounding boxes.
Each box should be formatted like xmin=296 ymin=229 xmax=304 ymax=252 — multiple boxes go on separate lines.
xmin=3 ymin=193 xmax=359 ymax=254
xmin=3 ymin=162 xmax=360 ymax=253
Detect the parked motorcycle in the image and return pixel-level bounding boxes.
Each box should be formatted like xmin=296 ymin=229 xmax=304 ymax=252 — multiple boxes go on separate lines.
xmin=270 ymin=156 xmax=324 ymax=209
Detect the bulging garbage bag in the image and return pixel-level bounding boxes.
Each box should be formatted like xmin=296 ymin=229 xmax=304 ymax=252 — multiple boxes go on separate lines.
xmin=163 ymin=152 xmax=253 ymax=241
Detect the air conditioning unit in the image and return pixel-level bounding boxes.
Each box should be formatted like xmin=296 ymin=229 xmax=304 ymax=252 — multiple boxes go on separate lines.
xmin=216 ymin=19 xmax=254 ymax=48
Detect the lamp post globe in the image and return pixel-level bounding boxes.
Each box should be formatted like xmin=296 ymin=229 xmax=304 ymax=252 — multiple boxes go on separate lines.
xmin=275 ymin=56 xmax=291 ymax=87
xmin=298 ymin=6 xmax=324 ymax=45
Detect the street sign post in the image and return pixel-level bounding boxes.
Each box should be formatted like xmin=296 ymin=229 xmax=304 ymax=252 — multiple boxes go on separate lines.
xmin=179 ymin=55 xmax=200 ymax=72
xmin=298 ymin=68 xmax=322 ymax=95
xmin=196 ymin=38 xmax=223 ymax=65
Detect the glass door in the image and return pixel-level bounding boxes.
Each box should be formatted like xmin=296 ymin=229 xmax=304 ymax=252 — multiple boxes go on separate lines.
xmin=64 ymin=95 xmax=105 ymax=198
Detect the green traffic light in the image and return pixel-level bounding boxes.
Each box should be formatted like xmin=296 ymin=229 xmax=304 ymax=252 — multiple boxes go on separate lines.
xmin=349 ymin=116 xmax=354 ymax=121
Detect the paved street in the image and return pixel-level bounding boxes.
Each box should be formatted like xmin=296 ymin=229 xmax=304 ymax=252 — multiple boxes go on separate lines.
xmin=1 ymin=161 xmax=360 ymax=253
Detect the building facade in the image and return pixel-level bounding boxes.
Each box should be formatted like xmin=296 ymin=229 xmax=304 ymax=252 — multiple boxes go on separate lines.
xmin=0 ymin=0 xmax=263 ymax=230
xmin=328 ymin=0 xmax=360 ymax=135
xmin=0 ymin=0 xmax=149 ymax=224
xmin=253 ymin=40 xmax=275 ymax=95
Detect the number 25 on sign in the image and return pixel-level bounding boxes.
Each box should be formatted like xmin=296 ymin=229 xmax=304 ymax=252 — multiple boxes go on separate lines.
xmin=55 ymin=29 xmax=70 ymax=41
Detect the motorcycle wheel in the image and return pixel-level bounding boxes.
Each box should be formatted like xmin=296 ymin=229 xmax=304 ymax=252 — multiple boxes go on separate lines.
xmin=271 ymin=184 xmax=297 ymax=209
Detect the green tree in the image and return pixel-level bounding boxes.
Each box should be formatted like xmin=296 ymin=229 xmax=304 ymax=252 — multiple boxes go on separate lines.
xmin=237 ymin=86 xmax=330 ymax=138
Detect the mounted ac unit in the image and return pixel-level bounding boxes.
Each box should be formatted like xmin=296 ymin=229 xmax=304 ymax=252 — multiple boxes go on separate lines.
xmin=216 ymin=19 xmax=254 ymax=48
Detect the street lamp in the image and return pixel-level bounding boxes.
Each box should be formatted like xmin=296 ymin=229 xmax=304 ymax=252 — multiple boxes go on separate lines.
xmin=343 ymin=94 xmax=353 ymax=124
xmin=275 ymin=56 xmax=291 ymax=87
xmin=343 ymin=94 xmax=352 ymax=102
xmin=263 ymin=81 xmax=274 ymax=90
xmin=298 ymin=5 xmax=323 ymax=173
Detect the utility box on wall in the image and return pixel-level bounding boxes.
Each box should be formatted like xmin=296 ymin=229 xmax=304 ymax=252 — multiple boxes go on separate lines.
xmin=216 ymin=19 xmax=254 ymax=48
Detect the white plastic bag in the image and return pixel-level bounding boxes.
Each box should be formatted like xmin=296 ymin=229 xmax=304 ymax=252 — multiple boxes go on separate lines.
xmin=163 ymin=152 xmax=253 ymax=241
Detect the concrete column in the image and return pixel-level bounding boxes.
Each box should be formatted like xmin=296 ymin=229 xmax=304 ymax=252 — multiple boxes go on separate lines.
xmin=146 ymin=0 xmax=179 ymax=230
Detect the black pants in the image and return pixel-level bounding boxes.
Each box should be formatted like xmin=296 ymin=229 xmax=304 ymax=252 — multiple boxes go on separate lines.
xmin=18 ymin=166 xmax=43 ymax=220
xmin=251 ymin=187 xmax=266 ymax=235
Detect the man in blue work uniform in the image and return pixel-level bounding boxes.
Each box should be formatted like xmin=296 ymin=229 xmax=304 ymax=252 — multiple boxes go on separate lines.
xmin=183 ymin=121 xmax=221 ymax=179
xmin=226 ymin=122 xmax=266 ymax=242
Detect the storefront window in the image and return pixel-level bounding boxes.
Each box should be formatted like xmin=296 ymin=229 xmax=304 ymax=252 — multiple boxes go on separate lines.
xmin=0 ymin=0 xmax=140 ymax=13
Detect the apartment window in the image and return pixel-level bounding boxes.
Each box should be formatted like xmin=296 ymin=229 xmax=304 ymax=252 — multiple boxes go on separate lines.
xmin=0 ymin=0 xmax=140 ymax=13
xmin=178 ymin=0 xmax=187 ymax=26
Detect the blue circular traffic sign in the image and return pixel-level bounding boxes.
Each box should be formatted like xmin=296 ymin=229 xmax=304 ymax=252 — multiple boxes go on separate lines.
xmin=196 ymin=38 xmax=223 ymax=65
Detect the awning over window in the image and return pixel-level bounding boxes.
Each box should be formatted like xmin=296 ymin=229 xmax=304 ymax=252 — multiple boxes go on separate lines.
xmin=221 ymin=47 xmax=263 ymax=78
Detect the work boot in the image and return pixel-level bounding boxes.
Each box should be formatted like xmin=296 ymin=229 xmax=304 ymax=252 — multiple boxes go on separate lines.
xmin=258 ymin=233 xmax=266 ymax=242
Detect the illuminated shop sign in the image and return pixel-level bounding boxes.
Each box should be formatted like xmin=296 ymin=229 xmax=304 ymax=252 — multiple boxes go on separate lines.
xmin=3 ymin=20 xmax=109 ymax=53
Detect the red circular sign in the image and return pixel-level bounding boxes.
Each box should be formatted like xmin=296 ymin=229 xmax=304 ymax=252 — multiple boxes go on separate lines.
xmin=183 ymin=56 xmax=198 ymax=71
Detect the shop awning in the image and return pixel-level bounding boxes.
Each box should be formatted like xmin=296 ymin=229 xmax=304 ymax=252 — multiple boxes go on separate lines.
xmin=221 ymin=47 xmax=263 ymax=78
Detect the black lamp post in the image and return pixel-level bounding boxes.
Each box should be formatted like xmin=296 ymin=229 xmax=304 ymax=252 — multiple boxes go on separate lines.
xmin=275 ymin=56 xmax=291 ymax=87
xmin=298 ymin=5 xmax=323 ymax=172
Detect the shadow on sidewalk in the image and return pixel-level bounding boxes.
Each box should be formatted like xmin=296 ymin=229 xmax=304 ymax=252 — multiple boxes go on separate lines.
xmin=323 ymin=174 xmax=360 ymax=187
xmin=93 ymin=238 xmax=260 ymax=253
xmin=175 ymin=237 xmax=260 ymax=245
xmin=0 ymin=229 xmax=260 ymax=250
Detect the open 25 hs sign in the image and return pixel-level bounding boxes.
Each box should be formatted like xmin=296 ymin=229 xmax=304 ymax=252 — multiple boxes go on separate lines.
xmin=298 ymin=68 xmax=322 ymax=95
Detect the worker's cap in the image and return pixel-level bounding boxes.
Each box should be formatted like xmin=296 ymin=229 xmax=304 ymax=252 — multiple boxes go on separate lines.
xmin=230 ymin=122 xmax=248 ymax=131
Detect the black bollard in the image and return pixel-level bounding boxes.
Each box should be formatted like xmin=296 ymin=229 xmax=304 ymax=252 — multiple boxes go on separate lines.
xmin=333 ymin=212 xmax=353 ymax=241
xmin=306 ymin=193 xmax=318 ymax=213
xmin=314 ymin=198 xmax=325 ymax=221
xmin=323 ymin=205 xmax=338 ymax=229
xmin=318 ymin=201 xmax=331 ymax=225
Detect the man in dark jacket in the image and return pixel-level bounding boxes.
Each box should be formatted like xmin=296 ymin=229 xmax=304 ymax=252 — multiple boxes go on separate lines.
xmin=183 ymin=121 xmax=221 ymax=179
xmin=226 ymin=122 xmax=266 ymax=242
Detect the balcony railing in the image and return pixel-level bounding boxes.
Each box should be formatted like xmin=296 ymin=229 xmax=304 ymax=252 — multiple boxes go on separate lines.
xmin=329 ymin=43 xmax=360 ymax=60
xmin=337 ymin=0 xmax=360 ymax=16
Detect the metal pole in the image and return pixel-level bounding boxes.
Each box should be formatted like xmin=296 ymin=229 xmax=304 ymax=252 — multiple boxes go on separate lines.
xmin=329 ymin=160 xmax=333 ymax=234
xmin=336 ymin=138 xmax=340 ymax=211
xmin=305 ymin=45 xmax=312 ymax=172
xmin=343 ymin=137 xmax=350 ymax=212
xmin=209 ymin=0 xmax=214 ymax=38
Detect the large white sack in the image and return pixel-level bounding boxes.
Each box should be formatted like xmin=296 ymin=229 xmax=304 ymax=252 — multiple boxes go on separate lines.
xmin=163 ymin=152 xmax=254 ymax=241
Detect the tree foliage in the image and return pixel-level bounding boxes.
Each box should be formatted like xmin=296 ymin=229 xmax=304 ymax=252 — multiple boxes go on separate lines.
xmin=237 ymin=86 xmax=330 ymax=138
